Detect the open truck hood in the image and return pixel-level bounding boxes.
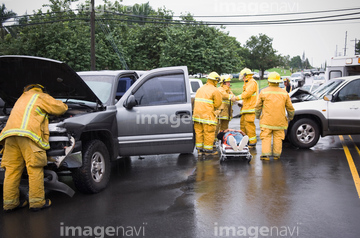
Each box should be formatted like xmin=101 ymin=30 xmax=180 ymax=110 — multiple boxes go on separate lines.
xmin=0 ymin=55 xmax=102 ymax=107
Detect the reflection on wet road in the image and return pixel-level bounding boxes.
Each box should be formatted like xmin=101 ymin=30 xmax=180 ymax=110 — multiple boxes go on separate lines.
xmin=1 ymin=118 xmax=360 ymax=238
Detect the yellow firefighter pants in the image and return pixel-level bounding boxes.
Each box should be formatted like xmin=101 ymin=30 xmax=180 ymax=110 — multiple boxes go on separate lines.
xmin=215 ymin=119 xmax=230 ymax=138
xmin=2 ymin=136 xmax=48 ymax=210
xmin=240 ymin=113 xmax=257 ymax=145
xmin=260 ymin=128 xmax=285 ymax=157
xmin=194 ymin=122 xmax=216 ymax=151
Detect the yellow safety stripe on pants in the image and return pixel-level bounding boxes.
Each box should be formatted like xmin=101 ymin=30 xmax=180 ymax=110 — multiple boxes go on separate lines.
xmin=249 ymin=136 xmax=257 ymax=142
xmin=203 ymin=145 xmax=213 ymax=150
xmin=261 ymin=153 xmax=272 ymax=156
xmin=3 ymin=198 xmax=19 ymax=205
xmin=222 ymin=100 xmax=230 ymax=104
xmin=21 ymin=94 xmax=39 ymax=129
xmin=218 ymin=116 xmax=231 ymax=120
xmin=260 ymin=124 xmax=288 ymax=130
xmin=240 ymin=109 xmax=255 ymax=114
xmin=196 ymin=143 xmax=203 ymax=147
xmin=0 ymin=129 xmax=50 ymax=149
xmin=192 ymin=117 xmax=217 ymax=125
xmin=195 ymin=98 xmax=214 ymax=104
xmin=29 ymin=197 xmax=44 ymax=204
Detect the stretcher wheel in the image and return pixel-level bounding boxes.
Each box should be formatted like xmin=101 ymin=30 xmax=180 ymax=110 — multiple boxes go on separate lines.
xmin=247 ymin=155 xmax=252 ymax=163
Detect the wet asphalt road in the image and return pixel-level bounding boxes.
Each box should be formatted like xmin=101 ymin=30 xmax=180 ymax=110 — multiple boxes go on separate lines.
xmin=1 ymin=116 xmax=360 ymax=238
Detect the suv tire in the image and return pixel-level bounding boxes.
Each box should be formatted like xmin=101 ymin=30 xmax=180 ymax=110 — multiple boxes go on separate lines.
xmin=289 ymin=118 xmax=320 ymax=149
xmin=72 ymin=140 xmax=111 ymax=194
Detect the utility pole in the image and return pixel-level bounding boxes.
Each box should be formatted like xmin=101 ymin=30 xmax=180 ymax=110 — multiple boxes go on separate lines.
xmin=343 ymin=31 xmax=347 ymax=56
xmin=90 ymin=0 xmax=96 ymax=70
xmin=335 ymin=45 xmax=338 ymax=57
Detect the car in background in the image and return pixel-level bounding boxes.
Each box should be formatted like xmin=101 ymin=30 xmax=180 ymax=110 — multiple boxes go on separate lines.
xmin=313 ymin=74 xmax=326 ymax=85
xmin=290 ymin=72 xmax=305 ymax=88
xmin=303 ymin=69 xmax=312 ymax=77
xmin=232 ymin=73 xmax=239 ymax=79
xmin=253 ymin=72 xmax=259 ymax=79
xmin=300 ymin=83 xmax=320 ymax=93
xmin=190 ymin=78 xmax=203 ymax=107
xmin=287 ymin=75 xmax=360 ymax=149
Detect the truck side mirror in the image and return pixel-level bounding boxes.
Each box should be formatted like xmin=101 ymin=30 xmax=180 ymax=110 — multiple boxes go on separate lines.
xmin=323 ymin=95 xmax=333 ymax=102
xmin=124 ymin=95 xmax=137 ymax=109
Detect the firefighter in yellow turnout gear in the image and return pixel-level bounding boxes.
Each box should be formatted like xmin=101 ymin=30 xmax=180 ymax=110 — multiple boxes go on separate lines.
xmin=235 ymin=68 xmax=259 ymax=146
xmin=192 ymin=72 xmax=222 ymax=155
xmin=255 ymin=72 xmax=295 ymax=160
xmin=216 ymin=75 xmax=237 ymax=133
xmin=0 ymin=84 xmax=68 ymax=212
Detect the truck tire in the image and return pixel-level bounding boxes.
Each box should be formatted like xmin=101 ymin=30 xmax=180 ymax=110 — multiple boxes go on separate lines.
xmin=289 ymin=118 xmax=320 ymax=149
xmin=72 ymin=140 xmax=111 ymax=194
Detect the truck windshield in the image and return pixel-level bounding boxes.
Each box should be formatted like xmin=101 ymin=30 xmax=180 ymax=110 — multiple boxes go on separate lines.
xmin=80 ymin=75 xmax=114 ymax=105
xmin=312 ymin=79 xmax=344 ymax=98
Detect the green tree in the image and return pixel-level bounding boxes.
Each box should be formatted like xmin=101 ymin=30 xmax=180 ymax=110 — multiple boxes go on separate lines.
xmin=289 ymin=56 xmax=302 ymax=72
xmin=159 ymin=24 xmax=244 ymax=74
xmin=245 ymin=33 xmax=279 ymax=79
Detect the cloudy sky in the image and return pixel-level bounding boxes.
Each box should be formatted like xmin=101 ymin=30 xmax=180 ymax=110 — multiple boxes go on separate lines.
xmin=3 ymin=0 xmax=360 ymax=68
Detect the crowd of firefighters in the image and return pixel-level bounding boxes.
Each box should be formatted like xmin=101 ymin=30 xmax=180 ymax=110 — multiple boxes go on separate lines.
xmin=192 ymin=67 xmax=295 ymax=160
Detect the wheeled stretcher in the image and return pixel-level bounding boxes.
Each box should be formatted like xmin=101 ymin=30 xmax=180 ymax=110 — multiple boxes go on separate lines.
xmin=218 ymin=142 xmax=252 ymax=163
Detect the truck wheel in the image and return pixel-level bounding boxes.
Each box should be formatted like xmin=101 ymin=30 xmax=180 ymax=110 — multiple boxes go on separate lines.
xmin=72 ymin=140 xmax=111 ymax=194
xmin=289 ymin=118 xmax=320 ymax=149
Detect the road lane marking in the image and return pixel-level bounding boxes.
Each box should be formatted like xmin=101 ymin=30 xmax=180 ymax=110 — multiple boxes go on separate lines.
xmin=349 ymin=135 xmax=360 ymax=156
xmin=339 ymin=135 xmax=360 ymax=199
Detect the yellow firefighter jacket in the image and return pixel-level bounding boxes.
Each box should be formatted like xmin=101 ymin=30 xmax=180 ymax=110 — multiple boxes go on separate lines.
xmin=237 ymin=77 xmax=258 ymax=114
xmin=217 ymin=84 xmax=234 ymax=120
xmin=0 ymin=88 xmax=68 ymax=150
xmin=192 ymin=80 xmax=222 ymax=125
xmin=255 ymin=83 xmax=295 ymax=130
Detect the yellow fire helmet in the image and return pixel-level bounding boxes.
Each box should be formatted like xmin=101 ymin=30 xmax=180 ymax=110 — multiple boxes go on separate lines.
xmin=239 ymin=68 xmax=254 ymax=80
xmin=207 ymin=72 xmax=221 ymax=82
xmin=267 ymin=72 xmax=282 ymax=83
xmin=23 ymin=84 xmax=46 ymax=93
xmin=219 ymin=74 xmax=233 ymax=84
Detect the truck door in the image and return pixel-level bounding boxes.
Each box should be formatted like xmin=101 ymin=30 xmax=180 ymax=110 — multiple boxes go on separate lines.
xmin=116 ymin=66 xmax=194 ymax=156
xmin=328 ymin=78 xmax=360 ymax=134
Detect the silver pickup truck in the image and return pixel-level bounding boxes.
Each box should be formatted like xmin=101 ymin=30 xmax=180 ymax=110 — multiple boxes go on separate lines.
xmin=0 ymin=55 xmax=195 ymax=196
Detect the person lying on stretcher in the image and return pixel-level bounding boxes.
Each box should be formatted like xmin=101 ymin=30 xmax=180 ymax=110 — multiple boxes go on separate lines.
xmin=217 ymin=129 xmax=249 ymax=152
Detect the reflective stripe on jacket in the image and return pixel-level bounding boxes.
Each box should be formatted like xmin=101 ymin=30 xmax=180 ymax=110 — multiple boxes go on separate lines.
xmin=192 ymin=80 xmax=222 ymax=125
xmin=0 ymin=88 xmax=68 ymax=150
xmin=238 ymin=78 xmax=258 ymax=114
xmin=255 ymin=84 xmax=295 ymax=130
xmin=217 ymin=85 xmax=234 ymax=120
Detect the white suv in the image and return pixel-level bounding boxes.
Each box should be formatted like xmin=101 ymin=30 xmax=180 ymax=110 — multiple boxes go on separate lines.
xmin=287 ymin=76 xmax=360 ymax=148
